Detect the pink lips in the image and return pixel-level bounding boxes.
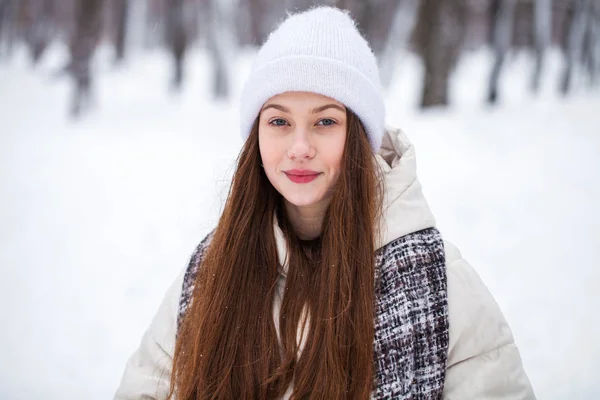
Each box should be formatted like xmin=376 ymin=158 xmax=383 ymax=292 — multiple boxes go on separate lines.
xmin=284 ymin=169 xmax=321 ymax=184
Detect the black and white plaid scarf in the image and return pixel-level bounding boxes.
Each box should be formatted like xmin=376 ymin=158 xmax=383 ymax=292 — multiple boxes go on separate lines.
xmin=177 ymin=227 xmax=449 ymax=399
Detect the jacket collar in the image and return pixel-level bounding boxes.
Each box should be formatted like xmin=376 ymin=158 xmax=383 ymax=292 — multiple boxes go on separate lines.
xmin=376 ymin=126 xmax=436 ymax=249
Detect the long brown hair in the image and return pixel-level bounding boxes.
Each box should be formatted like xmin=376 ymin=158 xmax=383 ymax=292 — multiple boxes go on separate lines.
xmin=169 ymin=110 xmax=383 ymax=399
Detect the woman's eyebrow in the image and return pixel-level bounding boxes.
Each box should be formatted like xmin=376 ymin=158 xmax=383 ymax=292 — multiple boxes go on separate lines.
xmin=310 ymin=104 xmax=346 ymax=114
xmin=261 ymin=104 xmax=346 ymax=114
xmin=261 ymin=104 xmax=289 ymax=113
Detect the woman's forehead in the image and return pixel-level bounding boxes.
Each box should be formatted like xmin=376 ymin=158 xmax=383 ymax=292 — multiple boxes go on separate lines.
xmin=262 ymin=92 xmax=346 ymax=112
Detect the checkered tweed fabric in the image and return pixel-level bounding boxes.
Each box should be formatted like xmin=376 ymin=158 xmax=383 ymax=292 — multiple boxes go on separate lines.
xmin=177 ymin=227 xmax=449 ymax=399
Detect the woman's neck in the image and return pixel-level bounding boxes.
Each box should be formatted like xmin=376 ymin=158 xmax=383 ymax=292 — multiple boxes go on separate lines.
xmin=284 ymin=198 xmax=330 ymax=240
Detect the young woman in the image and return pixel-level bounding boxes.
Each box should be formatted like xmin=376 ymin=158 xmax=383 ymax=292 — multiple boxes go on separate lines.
xmin=115 ymin=7 xmax=535 ymax=400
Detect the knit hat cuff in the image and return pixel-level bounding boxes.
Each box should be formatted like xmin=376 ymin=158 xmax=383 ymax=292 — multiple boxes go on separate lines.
xmin=240 ymin=55 xmax=385 ymax=152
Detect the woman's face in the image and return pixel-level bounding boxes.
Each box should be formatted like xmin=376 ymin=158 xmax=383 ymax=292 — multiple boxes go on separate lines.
xmin=258 ymin=91 xmax=347 ymax=208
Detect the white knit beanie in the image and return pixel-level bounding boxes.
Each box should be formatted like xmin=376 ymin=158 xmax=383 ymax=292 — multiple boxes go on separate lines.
xmin=239 ymin=6 xmax=386 ymax=152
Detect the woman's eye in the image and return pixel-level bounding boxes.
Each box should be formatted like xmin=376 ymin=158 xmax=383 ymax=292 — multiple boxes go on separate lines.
xmin=269 ymin=118 xmax=288 ymax=127
xmin=317 ymin=118 xmax=336 ymax=126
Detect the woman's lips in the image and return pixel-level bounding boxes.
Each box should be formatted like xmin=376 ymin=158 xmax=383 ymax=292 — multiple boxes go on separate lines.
xmin=284 ymin=169 xmax=321 ymax=184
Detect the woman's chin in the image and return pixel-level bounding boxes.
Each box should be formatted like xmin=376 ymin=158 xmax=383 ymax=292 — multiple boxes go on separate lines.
xmin=282 ymin=191 xmax=327 ymax=208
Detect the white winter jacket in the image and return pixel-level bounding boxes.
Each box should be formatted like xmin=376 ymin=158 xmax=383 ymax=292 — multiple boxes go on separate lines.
xmin=114 ymin=128 xmax=536 ymax=399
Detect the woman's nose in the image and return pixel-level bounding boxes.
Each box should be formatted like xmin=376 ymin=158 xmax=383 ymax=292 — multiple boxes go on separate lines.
xmin=287 ymin=128 xmax=315 ymax=160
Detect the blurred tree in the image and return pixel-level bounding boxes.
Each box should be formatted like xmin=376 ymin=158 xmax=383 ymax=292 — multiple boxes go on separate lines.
xmin=414 ymin=0 xmax=468 ymax=108
xmin=166 ymin=0 xmax=187 ymax=89
xmin=512 ymin=0 xmax=534 ymax=48
xmin=207 ymin=0 xmax=235 ymax=99
xmin=0 ymin=0 xmax=7 ymax=41
xmin=0 ymin=0 xmax=15 ymax=57
xmin=53 ymin=0 xmax=76 ymax=44
xmin=284 ymin=0 xmax=315 ymax=12
xmin=146 ymin=0 xmax=165 ymax=49
xmin=462 ymin=1 xmax=492 ymax=51
xmin=560 ymin=0 xmax=589 ymax=94
xmin=335 ymin=0 xmax=398 ymax=56
xmin=247 ymin=0 xmax=264 ymax=44
xmin=234 ymin=0 xmax=252 ymax=46
xmin=548 ymin=0 xmax=572 ymax=52
xmin=590 ymin=0 xmax=600 ymax=85
xmin=247 ymin=0 xmax=285 ymax=45
xmin=68 ymin=0 xmax=103 ymax=117
xmin=336 ymin=0 xmax=376 ymax=45
xmin=488 ymin=0 xmax=516 ymax=104
xmin=581 ymin=0 xmax=600 ymax=86
xmin=531 ymin=0 xmax=553 ymax=93
xmin=17 ymin=0 xmax=55 ymax=64
xmin=114 ymin=0 xmax=129 ymax=62
xmin=2 ymin=0 xmax=593 ymax=112
xmin=379 ymin=0 xmax=420 ymax=89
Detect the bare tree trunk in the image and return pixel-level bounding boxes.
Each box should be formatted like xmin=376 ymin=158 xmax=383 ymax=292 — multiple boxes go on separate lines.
xmin=560 ymin=0 xmax=589 ymax=94
xmin=0 ymin=0 xmax=7 ymax=42
xmin=166 ymin=0 xmax=187 ymax=90
xmin=0 ymin=0 xmax=11 ymax=58
xmin=592 ymin=0 xmax=600 ymax=86
xmin=336 ymin=0 xmax=374 ymax=44
xmin=114 ymin=0 xmax=129 ymax=62
xmin=143 ymin=0 xmax=160 ymax=48
xmin=379 ymin=0 xmax=420 ymax=89
xmin=414 ymin=0 xmax=467 ymax=108
xmin=284 ymin=0 xmax=314 ymax=12
xmin=487 ymin=0 xmax=516 ymax=105
xmin=207 ymin=0 xmax=235 ymax=99
xmin=234 ymin=0 xmax=252 ymax=46
xmin=248 ymin=0 xmax=263 ymax=44
xmin=18 ymin=0 xmax=54 ymax=64
xmin=247 ymin=0 xmax=284 ymax=45
xmin=581 ymin=0 xmax=600 ymax=86
xmin=531 ymin=0 xmax=552 ymax=93
xmin=69 ymin=0 xmax=103 ymax=117
xmin=16 ymin=0 xmax=32 ymax=56
xmin=336 ymin=0 xmax=398 ymax=57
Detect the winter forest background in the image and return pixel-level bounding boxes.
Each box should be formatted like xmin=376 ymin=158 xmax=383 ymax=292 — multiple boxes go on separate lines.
xmin=1 ymin=0 xmax=599 ymax=399
xmin=2 ymin=0 xmax=600 ymax=112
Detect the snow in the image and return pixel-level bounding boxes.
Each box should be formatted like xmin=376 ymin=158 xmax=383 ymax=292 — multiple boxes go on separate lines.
xmin=1 ymin=43 xmax=599 ymax=399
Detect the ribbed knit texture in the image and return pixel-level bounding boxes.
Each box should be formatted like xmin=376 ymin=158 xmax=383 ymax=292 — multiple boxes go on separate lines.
xmin=239 ymin=6 xmax=386 ymax=152
xmin=177 ymin=227 xmax=449 ymax=399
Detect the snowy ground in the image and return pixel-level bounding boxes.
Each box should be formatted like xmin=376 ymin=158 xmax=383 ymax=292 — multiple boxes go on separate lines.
xmin=0 ymin=43 xmax=599 ymax=399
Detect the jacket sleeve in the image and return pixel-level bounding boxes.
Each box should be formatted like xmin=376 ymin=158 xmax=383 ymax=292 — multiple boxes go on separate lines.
xmin=113 ymin=267 xmax=185 ymax=400
xmin=442 ymin=243 xmax=536 ymax=400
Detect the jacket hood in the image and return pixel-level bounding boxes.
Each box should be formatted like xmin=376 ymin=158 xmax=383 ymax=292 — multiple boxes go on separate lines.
xmin=275 ymin=127 xmax=436 ymax=272
xmin=375 ymin=127 xmax=436 ymax=249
